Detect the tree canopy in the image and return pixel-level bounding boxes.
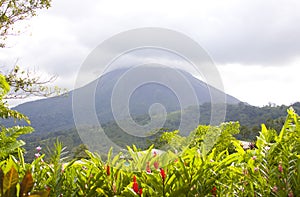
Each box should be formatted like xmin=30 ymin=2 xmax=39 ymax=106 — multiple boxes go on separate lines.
xmin=0 ymin=1 xmax=67 ymax=99
xmin=0 ymin=0 xmax=51 ymax=47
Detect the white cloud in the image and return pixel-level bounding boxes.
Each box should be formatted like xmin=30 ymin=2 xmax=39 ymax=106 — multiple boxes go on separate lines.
xmin=1 ymin=0 xmax=300 ymax=106
xmin=218 ymin=60 xmax=300 ymax=106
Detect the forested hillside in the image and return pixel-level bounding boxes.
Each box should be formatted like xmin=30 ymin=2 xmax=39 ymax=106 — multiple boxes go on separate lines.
xmin=20 ymin=102 xmax=300 ymax=161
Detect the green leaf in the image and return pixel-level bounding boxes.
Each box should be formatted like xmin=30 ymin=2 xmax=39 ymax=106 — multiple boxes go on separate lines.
xmin=0 ymin=169 xmax=4 ymax=196
xmin=29 ymin=190 xmax=50 ymax=197
xmin=20 ymin=171 xmax=34 ymax=196
xmin=3 ymin=167 xmax=18 ymax=197
xmin=0 ymin=74 xmax=10 ymax=97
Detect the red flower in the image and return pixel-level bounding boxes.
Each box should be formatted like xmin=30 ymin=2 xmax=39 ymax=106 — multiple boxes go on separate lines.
xmin=106 ymin=165 xmax=110 ymax=176
xmin=133 ymin=181 xmax=139 ymax=193
xmin=146 ymin=162 xmax=151 ymax=173
xmin=153 ymin=151 xmax=157 ymax=157
xmin=211 ymin=186 xmax=217 ymax=196
xmin=154 ymin=161 xmax=159 ymax=169
xmin=160 ymin=168 xmax=166 ymax=182
xmin=132 ymin=176 xmax=142 ymax=195
xmin=278 ymin=164 xmax=283 ymax=173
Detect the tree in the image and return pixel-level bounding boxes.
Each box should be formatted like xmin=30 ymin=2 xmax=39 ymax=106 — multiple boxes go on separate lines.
xmin=4 ymin=65 xmax=67 ymax=99
xmin=0 ymin=74 xmax=33 ymax=159
xmin=0 ymin=0 xmax=56 ymax=159
xmin=0 ymin=1 xmax=67 ymax=99
xmin=0 ymin=0 xmax=51 ymax=47
xmin=72 ymin=144 xmax=89 ymax=159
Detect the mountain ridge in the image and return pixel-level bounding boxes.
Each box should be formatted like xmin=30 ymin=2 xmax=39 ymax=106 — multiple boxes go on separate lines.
xmin=9 ymin=66 xmax=241 ymax=135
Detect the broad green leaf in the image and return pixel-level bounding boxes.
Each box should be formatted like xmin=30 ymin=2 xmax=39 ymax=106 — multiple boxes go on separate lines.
xmin=29 ymin=190 xmax=50 ymax=197
xmin=0 ymin=169 xmax=4 ymax=196
xmin=3 ymin=167 xmax=18 ymax=197
xmin=0 ymin=74 xmax=10 ymax=97
xmin=20 ymin=171 xmax=34 ymax=196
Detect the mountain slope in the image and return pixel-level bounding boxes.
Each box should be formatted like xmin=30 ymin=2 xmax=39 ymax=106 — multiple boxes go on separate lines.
xmin=9 ymin=66 xmax=241 ymax=135
xmin=20 ymin=102 xmax=300 ymax=162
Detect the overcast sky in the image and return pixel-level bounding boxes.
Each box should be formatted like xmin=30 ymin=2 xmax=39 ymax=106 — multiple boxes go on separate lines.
xmin=0 ymin=0 xmax=299 ymax=107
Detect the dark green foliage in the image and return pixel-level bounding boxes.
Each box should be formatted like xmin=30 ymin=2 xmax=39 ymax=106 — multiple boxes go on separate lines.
xmin=2 ymin=98 xmax=300 ymax=196
xmin=0 ymin=74 xmax=34 ymax=160
xmin=17 ymin=101 xmax=300 ymax=162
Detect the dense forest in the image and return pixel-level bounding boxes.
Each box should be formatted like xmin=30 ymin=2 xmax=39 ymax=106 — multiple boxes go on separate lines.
xmin=2 ymin=82 xmax=300 ymax=196
xmin=20 ymin=102 xmax=300 ymax=162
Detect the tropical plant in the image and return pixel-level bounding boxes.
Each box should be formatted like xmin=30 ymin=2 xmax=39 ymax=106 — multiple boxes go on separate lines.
xmin=2 ymin=73 xmax=300 ymax=196
xmin=0 ymin=74 xmax=33 ymax=160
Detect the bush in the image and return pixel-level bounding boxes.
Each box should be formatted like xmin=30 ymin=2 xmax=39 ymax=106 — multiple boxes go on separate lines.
xmin=0 ymin=108 xmax=300 ymax=196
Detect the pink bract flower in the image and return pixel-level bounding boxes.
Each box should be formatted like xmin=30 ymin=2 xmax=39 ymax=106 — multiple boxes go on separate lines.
xmin=272 ymin=186 xmax=278 ymax=193
xmin=278 ymin=164 xmax=283 ymax=173
xmin=288 ymin=191 xmax=294 ymax=197
xmin=113 ymin=184 xmax=117 ymax=193
xmin=34 ymin=153 xmax=40 ymax=158
xmin=146 ymin=162 xmax=151 ymax=173
xmin=36 ymin=146 xmax=42 ymax=152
